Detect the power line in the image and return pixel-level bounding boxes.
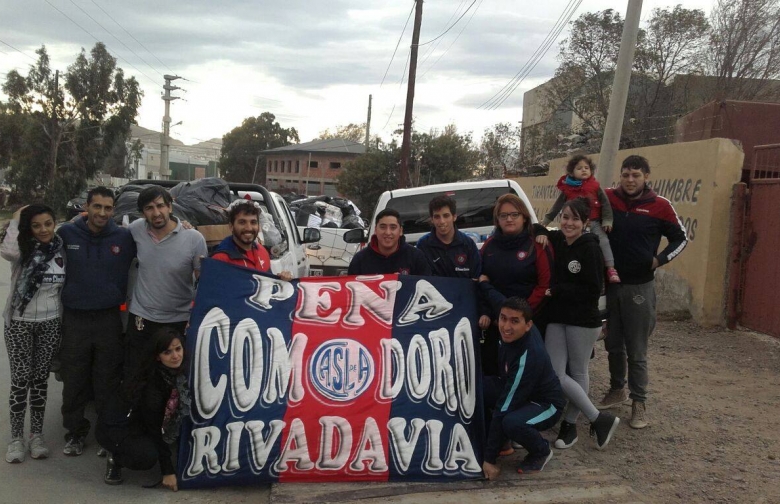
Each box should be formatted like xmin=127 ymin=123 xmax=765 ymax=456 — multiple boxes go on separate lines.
xmin=89 ymin=0 xmax=175 ymax=74
xmin=419 ymin=0 xmax=484 ymax=79
xmin=43 ymin=0 xmax=159 ymax=87
xmin=380 ymin=1 xmax=415 ymax=88
xmin=66 ymin=0 xmax=165 ymax=78
xmin=381 ymin=48 xmax=412 ymax=132
xmin=479 ymin=0 xmax=582 ymax=110
xmin=417 ymin=0 xmax=468 ymax=67
xmin=416 ymin=0 xmax=478 ymax=47
xmin=0 ymin=39 xmax=37 ymax=61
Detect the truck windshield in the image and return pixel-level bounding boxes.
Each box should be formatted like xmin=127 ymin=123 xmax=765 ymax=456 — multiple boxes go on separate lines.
xmin=385 ymin=186 xmax=517 ymax=235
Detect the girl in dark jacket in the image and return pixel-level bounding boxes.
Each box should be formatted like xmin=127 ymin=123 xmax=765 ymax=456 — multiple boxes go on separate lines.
xmin=96 ymin=327 xmax=189 ymax=491
xmin=535 ymin=197 xmax=619 ymax=451
xmin=478 ymin=193 xmax=552 ymax=375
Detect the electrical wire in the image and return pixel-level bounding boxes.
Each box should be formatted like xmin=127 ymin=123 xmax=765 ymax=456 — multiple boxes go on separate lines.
xmin=43 ymin=0 xmax=159 ymax=87
xmin=380 ymin=1 xmax=415 ymax=88
xmin=381 ymin=47 xmax=411 ymax=132
xmin=418 ymin=0 xmax=468 ymax=68
xmin=89 ymin=0 xmax=175 ymax=74
xmin=0 ymin=39 xmax=37 ymax=61
xmin=479 ymin=0 xmax=582 ymax=110
xmin=66 ymin=0 xmax=165 ymax=78
xmin=416 ymin=0 xmax=478 ymax=47
xmin=419 ymin=0 xmax=485 ymax=79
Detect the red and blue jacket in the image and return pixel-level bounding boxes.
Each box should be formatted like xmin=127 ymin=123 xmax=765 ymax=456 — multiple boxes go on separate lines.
xmin=606 ymin=186 xmax=688 ymax=284
xmin=211 ymin=236 xmax=271 ymax=272
xmin=479 ymin=229 xmax=552 ymax=315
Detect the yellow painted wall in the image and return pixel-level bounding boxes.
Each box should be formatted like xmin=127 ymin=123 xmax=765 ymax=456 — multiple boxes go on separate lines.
xmin=511 ymin=138 xmax=744 ymax=326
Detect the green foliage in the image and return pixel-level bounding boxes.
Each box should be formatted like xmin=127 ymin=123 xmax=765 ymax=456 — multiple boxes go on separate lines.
xmin=337 ymin=145 xmax=399 ymax=216
xmin=337 ymin=124 xmax=479 ymax=214
xmin=219 ymin=112 xmax=300 ymax=183
xmin=479 ymin=122 xmax=522 ymax=179
xmin=1 ymin=43 xmax=142 ymax=212
xmin=317 ymin=123 xmax=371 ymax=144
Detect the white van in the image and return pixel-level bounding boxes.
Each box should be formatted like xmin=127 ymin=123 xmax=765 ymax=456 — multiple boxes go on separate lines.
xmin=348 ymin=179 xmax=535 ymax=248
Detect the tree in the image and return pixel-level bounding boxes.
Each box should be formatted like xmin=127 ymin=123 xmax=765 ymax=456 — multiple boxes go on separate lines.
xmin=2 ymin=43 xmax=142 ymax=210
xmin=479 ymin=122 xmax=522 ymax=179
xmin=316 ymin=123 xmax=367 ymax=144
xmin=705 ymin=0 xmax=780 ymax=100
xmin=336 ymin=144 xmax=399 ymax=215
xmin=219 ymin=113 xmax=300 ymax=184
xmin=409 ymin=124 xmax=479 ymax=187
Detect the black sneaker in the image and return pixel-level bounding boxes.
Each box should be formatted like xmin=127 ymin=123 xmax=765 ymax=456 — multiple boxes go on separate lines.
xmin=104 ymin=454 xmax=123 ymax=485
xmin=554 ymin=420 xmax=578 ymax=449
xmin=590 ymin=412 xmax=620 ymax=450
xmin=63 ymin=436 xmax=84 ymax=456
xmin=517 ymin=445 xmax=553 ymax=474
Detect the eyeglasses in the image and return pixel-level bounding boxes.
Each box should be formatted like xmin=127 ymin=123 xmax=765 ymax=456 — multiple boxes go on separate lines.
xmin=498 ymin=212 xmax=522 ymax=221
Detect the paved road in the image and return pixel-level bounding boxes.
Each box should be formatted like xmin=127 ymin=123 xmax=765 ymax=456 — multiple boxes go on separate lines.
xmin=0 ymin=258 xmax=270 ymax=503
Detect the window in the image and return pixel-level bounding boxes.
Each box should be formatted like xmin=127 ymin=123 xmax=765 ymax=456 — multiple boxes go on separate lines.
xmin=286 ymin=160 xmax=291 ymax=173
xmin=387 ymin=186 xmax=518 ymax=235
xmin=329 ymin=162 xmax=342 ymax=169
xmin=267 ymin=160 xmax=272 ymax=171
xmin=309 ymin=160 xmax=319 ymax=168
xmin=274 ymin=160 xmax=278 ymax=172
xmin=295 ymin=160 xmax=300 ymax=173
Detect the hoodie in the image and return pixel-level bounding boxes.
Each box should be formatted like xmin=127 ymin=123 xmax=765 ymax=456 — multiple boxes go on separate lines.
xmin=347 ymin=235 xmax=431 ymax=276
xmin=535 ymin=225 xmax=603 ymax=328
xmin=58 ymin=216 xmax=136 ymax=310
xmin=605 ymin=186 xmax=688 ymax=284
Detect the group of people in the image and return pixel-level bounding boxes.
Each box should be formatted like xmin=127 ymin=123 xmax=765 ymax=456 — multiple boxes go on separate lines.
xmin=0 ymin=184 xmax=285 ymax=490
xmin=349 ymin=154 xmax=688 ymax=477
xmin=1 ymin=152 xmax=687 ymax=485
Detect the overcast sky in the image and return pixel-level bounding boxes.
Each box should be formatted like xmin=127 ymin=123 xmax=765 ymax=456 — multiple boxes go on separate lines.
xmin=1 ymin=0 xmax=713 ymax=150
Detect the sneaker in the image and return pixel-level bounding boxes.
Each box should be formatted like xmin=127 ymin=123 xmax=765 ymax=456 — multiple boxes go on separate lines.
xmin=606 ymin=267 xmax=621 ymax=283
xmin=554 ymin=420 xmax=578 ymax=449
xmin=517 ymin=445 xmax=553 ymax=474
xmin=63 ymin=436 xmax=84 ymax=456
xmin=630 ymin=401 xmax=648 ymax=429
xmin=590 ymin=413 xmax=620 ymax=450
xmin=28 ymin=434 xmax=49 ymax=459
xmin=5 ymin=438 xmax=25 ymax=463
xmin=597 ymin=388 xmax=630 ymax=410
xmin=104 ymin=453 xmax=123 ymax=485
xmin=96 ymin=446 xmax=107 ymax=457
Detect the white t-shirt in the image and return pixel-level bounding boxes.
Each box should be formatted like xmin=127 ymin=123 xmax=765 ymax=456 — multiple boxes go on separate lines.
xmin=14 ymin=251 xmax=66 ymax=322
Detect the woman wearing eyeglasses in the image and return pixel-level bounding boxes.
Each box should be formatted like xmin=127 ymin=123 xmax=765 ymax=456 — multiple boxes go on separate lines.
xmin=478 ymin=193 xmax=552 ymax=376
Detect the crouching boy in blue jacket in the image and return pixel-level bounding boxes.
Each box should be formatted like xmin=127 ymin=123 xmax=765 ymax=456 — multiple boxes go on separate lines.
xmin=483 ymin=297 xmax=565 ymax=479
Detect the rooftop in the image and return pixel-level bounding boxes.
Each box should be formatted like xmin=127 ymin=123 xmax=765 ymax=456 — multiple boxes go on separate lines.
xmin=262 ymin=138 xmax=367 ymax=155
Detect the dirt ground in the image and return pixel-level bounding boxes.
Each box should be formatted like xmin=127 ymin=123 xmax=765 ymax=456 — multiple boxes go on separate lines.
xmin=579 ymin=319 xmax=780 ymax=503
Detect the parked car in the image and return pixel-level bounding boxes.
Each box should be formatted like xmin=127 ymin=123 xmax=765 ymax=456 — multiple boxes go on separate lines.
xmin=344 ymin=179 xmax=535 ymax=247
xmin=65 ymin=189 xmax=90 ymax=220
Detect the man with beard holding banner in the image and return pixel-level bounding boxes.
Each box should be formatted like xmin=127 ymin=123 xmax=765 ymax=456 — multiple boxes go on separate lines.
xmin=211 ymin=200 xmax=292 ymax=281
xmin=482 ymin=297 xmax=564 ymax=479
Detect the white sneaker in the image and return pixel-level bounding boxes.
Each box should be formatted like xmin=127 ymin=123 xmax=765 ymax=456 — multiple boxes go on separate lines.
xmin=29 ymin=434 xmax=50 ymax=459
xmin=6 ymin=438 xmax=25 ymax=463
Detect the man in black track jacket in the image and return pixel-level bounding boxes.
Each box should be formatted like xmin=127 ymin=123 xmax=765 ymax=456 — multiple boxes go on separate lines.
xmin=597 ymin=155 xmax=688 ymax=430
xmin=347 ymin=208 xmax=430 ymax=276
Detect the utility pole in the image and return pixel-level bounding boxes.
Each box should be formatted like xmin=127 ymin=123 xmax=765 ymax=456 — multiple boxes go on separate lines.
xmin=365 ymin=94 xmax=372 ymax=148
xmin=597 ymin=0 xmax=643 ymax=186
xmin=400 ymin=0 xmax=423 ymax=189
xmin=160 ymin=74 xmax=182 ymax=180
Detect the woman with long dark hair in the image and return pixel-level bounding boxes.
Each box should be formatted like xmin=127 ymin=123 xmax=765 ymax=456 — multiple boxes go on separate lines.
xmin=478 ymin=193 xmax=552 ymax=376
xmin=535 ymin=197 xmax=620 ymax=450
xmin=1 ymin=204 xmax=65 ymax=463
xmin=96 ymin=327 xmax=189 ymax=491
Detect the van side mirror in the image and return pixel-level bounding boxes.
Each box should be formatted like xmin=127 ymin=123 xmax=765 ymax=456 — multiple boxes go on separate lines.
xmin=302 ymin=228 xmax=320 ymax=244
xmin=343 ymin=228 xmax=368 ymax=244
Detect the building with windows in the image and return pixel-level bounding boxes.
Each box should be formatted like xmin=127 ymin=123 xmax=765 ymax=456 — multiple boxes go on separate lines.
xmin=262 ymin=138 xmax=366 ymax=196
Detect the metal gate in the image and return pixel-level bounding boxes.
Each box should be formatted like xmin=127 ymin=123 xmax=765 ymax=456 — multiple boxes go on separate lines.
xmin=740 ymin=144 xmax=780 ymax=337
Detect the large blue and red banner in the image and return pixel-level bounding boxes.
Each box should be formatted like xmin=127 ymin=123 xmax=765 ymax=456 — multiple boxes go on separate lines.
xmin=179 ymin=259 xmax=485 ymax=488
